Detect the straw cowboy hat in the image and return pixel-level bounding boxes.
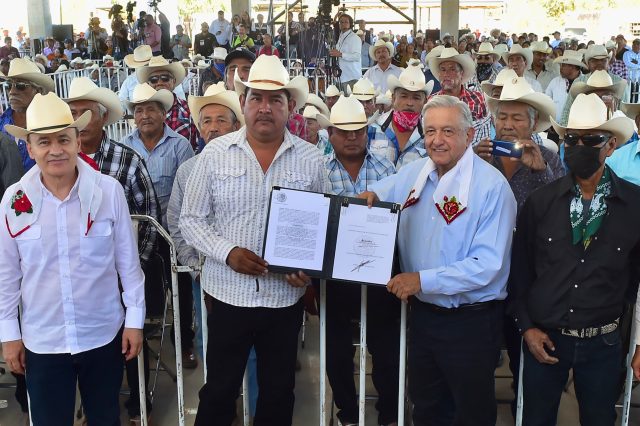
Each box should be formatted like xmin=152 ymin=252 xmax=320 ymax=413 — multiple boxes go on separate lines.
xmin=388 ymin=59 xmax=434 ymax=94
xmin=211 ymin=47 xmax=227 ymax=61
xmin=502 ymin=44 xmax=533 ymax=67
xmin=424 ymin=45 xmax=445 ymax=63
xmin=429 ymin=47 xmax=476 ymax=84
xmin=0 ymin=57 xmax=54 ymax=92
xmin=4 ymin=92 xmax=91 ymax=139
xmin=584 ymin=44 xmax=611 ymax=63
xmin=316 ymin=95 xmax=369 ymax=131
xmin=34 ymin=63 xmax=46 ymax=74
xmin=233 ymin=54 xmax=309 ymax=110
xmin=191 ymin=54 xmax=205 ymax=63
xmin=188 ymin=81 xmax=245 ymax=131
xmin=83 ymin=59 xmax=95 ymax=67
xmin=305 ymin=93 xmax=330 ymax=118
xmin=180 ymin=59 xmax=194 ymax=67
xmin=487 ymin=77 xmax=556 ymax=133
xmin=55 ymin=64 xmax=68 ymax=73
xmin=480 ymin=68 xmax=518 ymax=97
xmin=196 ymin=60 xmax=209 ymax=69
xmin=476 ymin=42 xmax=500 ymax=61
xmin=65 ymin=77 xmax=124 ymax=126
xmin=621 ymin=101 xmax=640 ymax=121
xmin=124 ymin=45 xmax=153 ymax=68
xmin=569 ymin=70 xmax=627 ymax=99
xmin=553 ymin=50 xmax=588 ymax=70
xmin=493 ymin=43 xmax=509 ymax=58
xmin=324 ymin=85 xmax=342 ymax=99
xmin=369 ymin=39 xmax=394 ymax=61
xmin=103 ymin=54 xmax=114 ymax=61
xmin=302 ymin=105 xmax=322 ymax=120
xmin=70 ymin=57 xmax=84 ymax=65
xmin=375 ymin=90 xmax=392 ymax=106
xmin=35 ymin=54 xmax=48 ymax=64
xmin=124 ymin=83 xmax=174 ymax=114
xmin=551 ymin=93 xmax=634 ymax=146
xmin=531 ymin=41 xmax=552 ymax=54
xmin=136 ymin=56 xmax=186 ymax=85
xmin=351 ymin=78 xmax=376 ymax=101
xmin=605 ymin=40 xmax=617 ymax=50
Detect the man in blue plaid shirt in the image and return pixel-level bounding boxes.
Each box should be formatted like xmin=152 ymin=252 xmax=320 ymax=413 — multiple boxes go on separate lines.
xmin=317 ymin=95 xmax=401 ymax=426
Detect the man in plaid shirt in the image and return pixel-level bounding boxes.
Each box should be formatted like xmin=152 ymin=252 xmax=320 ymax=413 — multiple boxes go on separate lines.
xmin=137 ymin=56 xmax=199 ymax=150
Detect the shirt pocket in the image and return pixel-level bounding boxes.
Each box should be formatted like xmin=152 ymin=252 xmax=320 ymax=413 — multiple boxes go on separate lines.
xmin=15 ymin=225 xmax=42 ymax=266
xmin=80 ymin=220 xmax=114 ymax=265
xmin=369 ymin=139 xmax=391 ymax=160
xmin=156 ymin=161 xmax=178 ymax=199
xmin=280 ymin=170 xmax=313 ymax=190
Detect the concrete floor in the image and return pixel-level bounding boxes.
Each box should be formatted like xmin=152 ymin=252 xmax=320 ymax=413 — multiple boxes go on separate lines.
xmin=0 ymin=314 xmax=639 ymax=425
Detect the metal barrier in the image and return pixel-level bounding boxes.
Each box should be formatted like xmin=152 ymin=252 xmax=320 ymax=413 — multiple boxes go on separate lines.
xmin=106 ymin=118 xmax=134 ymax=142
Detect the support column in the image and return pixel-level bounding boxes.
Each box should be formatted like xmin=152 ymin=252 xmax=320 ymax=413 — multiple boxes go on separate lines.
xmin=27 ymin=0 xmax=52 ymax=40
xmin=440 ymin=0 xmax=459 ymax=41
xmin=231 ymin=0 xmax=251 ymax=16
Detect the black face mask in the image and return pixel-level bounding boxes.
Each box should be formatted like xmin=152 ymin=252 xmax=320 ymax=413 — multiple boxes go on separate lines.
xmin=564 ymin=145 xmax=604 ymax=179
xmin=476 ymin=63 xmax=493 ymax=82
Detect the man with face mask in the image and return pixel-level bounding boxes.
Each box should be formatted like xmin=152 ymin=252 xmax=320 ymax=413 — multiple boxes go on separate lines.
xmin=475 ymin=42 xmax=502 ymax=84
xmin=509 ymin=93 xmax=640 ymax=426
xmin=199 ymin=47 xmax=228 ymax=95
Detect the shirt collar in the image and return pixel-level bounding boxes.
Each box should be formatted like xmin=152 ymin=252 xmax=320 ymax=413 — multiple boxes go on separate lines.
xmin=132 ymin=124 xmax=176 ymax=149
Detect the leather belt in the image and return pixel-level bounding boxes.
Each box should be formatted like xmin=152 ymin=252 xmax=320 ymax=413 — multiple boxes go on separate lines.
xmin=559 ymin=318 xmax=619 ymax=339
xmin=419 ymin=300 xmax=500 ymax=314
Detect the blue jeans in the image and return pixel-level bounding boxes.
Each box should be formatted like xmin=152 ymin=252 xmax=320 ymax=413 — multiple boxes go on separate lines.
xmin=522 ymin=328 xmax=622 ymax=426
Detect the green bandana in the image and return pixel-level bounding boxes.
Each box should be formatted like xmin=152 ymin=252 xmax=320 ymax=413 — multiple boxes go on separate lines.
xmin=570 ymin=167 xmax=611 ymax=249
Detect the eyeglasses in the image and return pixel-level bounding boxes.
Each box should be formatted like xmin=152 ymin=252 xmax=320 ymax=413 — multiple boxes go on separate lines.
xmin=148 ymin=75 xmax=174 ymax=84
xmin=4 ymin=82 xmax=33 ymax=92
xmin=563 ymin=133 xmax=611 ymax=147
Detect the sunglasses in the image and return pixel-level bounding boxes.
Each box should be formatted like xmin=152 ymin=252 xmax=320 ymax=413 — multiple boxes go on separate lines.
xmin=563 ymin=133 xmax=611 ymax=147
xmin=148 ymin=75 xmax=174 ymax=84
xmin=4 ymin=82 xmax=33 ymax=91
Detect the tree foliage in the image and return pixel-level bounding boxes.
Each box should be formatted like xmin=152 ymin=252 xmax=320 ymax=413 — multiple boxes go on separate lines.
xmin=542 ymin=0 xmax=615 ymax=20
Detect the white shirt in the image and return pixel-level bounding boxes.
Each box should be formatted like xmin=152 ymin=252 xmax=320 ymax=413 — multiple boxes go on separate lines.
xmin=210 ymin=19 xmax=231 ymax=45
xmin=0 ymin=163 xmax=145 ymax=354
xmin=118 ymin=74 xmax=187 ymax=107
xmin=179 ymin=127 xmax=331 ymax=308
xmin=545 ymin=75 xmax=571 ymax=122
xmin=525 ymin=67 xmax=559 ymax=91
xmin=523 ymin=73 xmax=544 ymax=93
xmin=363 ymin=63 xmax=403 ymax=93
xmin=336 ymin=30 xmax=362 ymax=83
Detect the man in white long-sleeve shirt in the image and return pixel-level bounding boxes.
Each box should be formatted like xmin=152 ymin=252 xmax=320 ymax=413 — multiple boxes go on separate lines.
xmin=210 ymin=10 xmax=231 ymax=50
xmin=329 ymin=14 xmax=362 ymax=93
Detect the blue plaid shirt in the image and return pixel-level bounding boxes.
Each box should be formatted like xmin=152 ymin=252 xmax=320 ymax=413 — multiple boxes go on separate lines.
xmin=367 ymin=111 xmax=427 ymax=170
xmin=0 ymin=107 xmax=35 ymax=171
xmin=325 ymin=149 xmax=396 ymax=196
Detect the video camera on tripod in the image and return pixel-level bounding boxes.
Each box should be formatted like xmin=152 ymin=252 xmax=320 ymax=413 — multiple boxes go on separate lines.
xmin=316 ymin=0 xmax=342 ymax=79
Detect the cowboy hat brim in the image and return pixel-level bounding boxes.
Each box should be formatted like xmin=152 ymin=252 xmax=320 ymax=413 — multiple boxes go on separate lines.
xmin=65 ymin=87 xmax=124 ymax=126
xmin=487 ymin=92 xmax=556 ymax=133
xmin=306 ymin=94 xmax=330 ymax=118
xmin=315 ymin=112 xmax=369 ymax=131
xmin=480 ymin=81 xmax=501 ymax=97
xmin=621 ymin=101 xmax=640 ymax=120
xmin=369 ymin=42 xmax=394 ymax=61
xmin=429 ymin=53 xmax=476 ymax=84
xmin=553 ymin=56 xmax=588 ymax=70
xmin=4 ymin=110 xmax=92 ymax=139
xmin=569 ymin=80 xmax=627 ymax=100
xmin=502 ymin=49 xmax=533 ymax=69
xmin=550 ymin=115 xmax=635 ymax=148
xmin=0 ymin=71 xmax=55 ymax=93
xmin=234 ymin=73 xmax=309 ymax=113
xmin=189 ymin=90 xmax=245 ymax=131
xmin=123 ymin=54 xmax=151 ymax=69
xmin=136 ymin=61 xmax=186 ymax=85
xmin=124 ymin=89 xmax=174 ymax=115
xmin=387 ymin=75 xmax=434 ymax=95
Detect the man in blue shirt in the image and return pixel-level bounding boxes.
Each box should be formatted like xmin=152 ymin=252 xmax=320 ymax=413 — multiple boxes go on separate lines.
xmin=361 ymin=95 xmax=517 ymax=425
xmin=607 ymin=101 xmax=640 ymax=186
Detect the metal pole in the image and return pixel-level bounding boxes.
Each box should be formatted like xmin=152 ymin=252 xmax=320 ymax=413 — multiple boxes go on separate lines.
xmin=397 ymin=301 xmax=407 ymax=426
xmin=131 ymin=218 xmax=149 ymax=426
xmin=200 ymin=284 xmax=208 ymax=383
xmin=320 ymin=279 xmax=327 ymax=425
xmin=285 ymin=1 xmax=290 ymax=72
xmin=243 ymin=368 xmax=251 ymax=425
xmin=622 ymin=311 xmax=637 ymax=426
xmin=358 ymin=286 xmax=367 ymax=426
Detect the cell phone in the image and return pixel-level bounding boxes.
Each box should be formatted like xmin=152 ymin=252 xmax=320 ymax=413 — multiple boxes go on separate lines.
xmin=491 ymin=140 xmax=522 ymax=158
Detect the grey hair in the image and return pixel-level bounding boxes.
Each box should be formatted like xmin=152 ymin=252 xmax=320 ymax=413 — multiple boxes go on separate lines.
xmin=422 ymin=95 xmax=473 ymax=130
xmin=494 ymin=102 xmax=539 ymax=131
xmin=97 ymin=103 xmax=108 ymax=118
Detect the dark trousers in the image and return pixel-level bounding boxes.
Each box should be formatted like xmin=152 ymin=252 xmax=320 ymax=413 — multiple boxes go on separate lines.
xmin=409 ymin=300 xmax=503 ymax=426
xmin=25 ymin=330 xmax=123 ymax=426
xmin=195 ymin=297 xmax=303 ymax=426
xmin=503 ymin=314 xmax=522 ymax=417
xmin=324 ymin=281 xmax=400 ymax=425
xmin=522 ymin=329 xmax=622 ymax=426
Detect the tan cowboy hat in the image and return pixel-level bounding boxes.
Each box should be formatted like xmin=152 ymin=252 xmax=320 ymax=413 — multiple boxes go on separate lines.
xmin=531 ymin=41 xmax=552 ymax=54
xmin=191 ymin=54 xmax=205 ymax=63
xmin=34 ymin=63 xmax=46 ymax=74
xmin=35 ymin=54 xmax=48 ymax=64
xmin=369 ymin=39 xmax=394 ymax=61
xmin=553 ymin=50 xmax=588 ymax=70
xmin=621 ymin=101 xmax=640 ymax=121
xmin=188 ymin=81 xmax=245 ymax=131
xmin=502 ymin=44 xmax=533 ymax=67
xmin=305 ymin=93 xmax=330 ymax=118
xmin=124 ymin=45 xmax=153 ymax=68
xmin=55 ymin=64 xmax=68 ymax=73
xmin=487 ymin=77 xmax=556 ymax=133
xmin=65 ymin=77 xmax=124 ymax=126
xmin=351 ymin=78 xmax=376 ymax=101
xmin=4 ymin=92 xmax=91 ymax=139
xmin=584 ymin=44 xmax=611 ymax=63
xmin=211 ymin=47 xmax=227 ymax=61
xmin=302 ymin=105 xmax=322 ymax=120
xmin=103 ymin=54 xmax=114 ymax=61
xmin=569 ymin=70 xmax=627 ymax=99
xmin=388 ymin=59 xmax=434 ymax=94
xmin=234 ymin=54 xmax=309 ymax=110
xmin=0 ymin=57 xmax=54 ymax=92
xmin=316 ymin=95 xmax=369 ymax=131
xmin=83 ymin=59 xmax=95 ymax=67
xmin=425 ymin=45 xmax=445 ymax=62
xmin=324 ymin=84 xmax=342 ymax=98
xmin=70 ymin=57 xmax=84 ymax=65
xmin=180 ymin=59 xmax=194 ymax=67
xmin=551 ymin=93 xmax=634 ymax=146
xmin=605 ymin=40 xmax=617 ymax=50
xmin=476 ymin=42 xmax=500 ymax=61
xmin=480 ymin=68 xmax=518 ymax=97
xmin=493 ymin=43 xmax=509 ymax=58
xmin=196 ymin=60 xmax=209 ymax=69
xmin=375 ymin=90 xmax=392 ymax=106
xmin=136 ymin=56 xmax=186 ymax=85
xmin=429 ymin=47 xmax=476 ymax=84
xmin=124 ymin=83 xmax=174 ymax=114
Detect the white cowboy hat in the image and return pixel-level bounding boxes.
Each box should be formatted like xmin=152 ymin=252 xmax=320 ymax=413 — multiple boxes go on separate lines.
xmin=0 ymin=57 xmax=55 ymax=92
xmin=551 ymin=93 xmax=634 ymax=146
xmin=211 ymin=47 xmax=227 ymax=61
xmin=180 ymin=59 xmax=194 ymax=67
xmin=196 ymin=60 xmax=209 ymax=69
xmin=188 ymin=81 xmax=245 ymax=131
xmin=584 ymin=44 xmax=611 ymax=63
xmin=125 ymin=83 xmax=174 ymax=114
xmin=233 ymin=54 xmax=309 ymax=110
xmin=530 ymin=41 xmax=552 ymax=54
xmin=476 ymin=42 xmax=500 ymax=61
xmin=425 ymin=45 xmax=445 ymax=62
xmin=4 ymin=92 xmax=91 ymax=139
xmin=136 ymin=56 xmax=186 ymax=85
xmin=387 ymin=59 xmax=434 ymax=95
xmin=429 ymin=47 xmax=476 ymax=84
xmin=87 ymin=63 xmax=100 ymax=71
xmin=487 ymin=77 xmax=556 ymax=133
xmin=302 ymin=105 xmax=322 ymax=120
xmin=83 ymin=59 xmax=95 ymax=66
xmin=35 ymin=54 xmax=48 ymax=64
xmin=621 ymin=101 xmax=640 ymax=121
xmin=605 ymin=40 xmax=617 ymax=50
xmin=502 ymin=44 xmax=533 ymax=68
xmin=553 ymin=50 xmax=588 ymax=70
xmin=493 ymin=43 xmax=509 ymax=58
xmin=34 ymin=63 xmax=46 ymax=74
xmin=70 ymin=57 xmax=84 ymax=65
xmin=103 ymin=54 xmax=114 ymax=61
xmin=375 ymin=90 xmax=392 ymax=106
xmin=305 ymin=93 xmax=330 ymax=118
xmin=64 ymin=77 xmax=124 ymax=126
xmin=569 ymin=70 xmax=627 ymax=99
xmin=316 ymin=95 xmax=369 ymax=131
xmin=124 ymin=45 xmax=153 ymax=68
xmin=324 ymin=85 xmax=342 ymax=98
xmin=55 ymin=64 xmax=68 ymax=73
xmin=369 ymin=39 xmax=394 ymax=61
xmin=351 ymin=78 xmax=376 ymax=101
xmin=191 ymin=54 xmax=205 ymax=63
xmin=480 ymin=68 xmax=518 ymax=97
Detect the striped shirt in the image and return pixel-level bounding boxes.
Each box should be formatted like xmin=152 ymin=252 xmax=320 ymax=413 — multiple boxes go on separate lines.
xmin=367 ymin=111 xmax=427 ymax=169
xmin=179 ymin=127 xmax=331 ymax=308
xmin=326 ymin=150 xmax=396 ymax=196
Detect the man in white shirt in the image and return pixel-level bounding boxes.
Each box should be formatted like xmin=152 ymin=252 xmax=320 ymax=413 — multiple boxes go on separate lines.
xmin=363 ymin=39 xmax=402 ymax=94
xmin=329 ymin=14 xmax=362 ymax=93
xmin=210 ymin=10 xmax=231 ymax=50
xmin=502 ymin=45 xmax=543 ymax=92
xmin=545 ymin=50 xmax=586 ymax=121
xmin=525 ymin=41 xmax=559 ymax=91
xmin=0 ymin=93 xmax=144 ymax=424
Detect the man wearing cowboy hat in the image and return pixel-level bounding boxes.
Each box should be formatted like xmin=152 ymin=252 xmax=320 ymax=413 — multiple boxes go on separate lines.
xmin=302 ymin=105 xmax=332 ymax=154
xmin=509 ymin=93 xmax=640 ymax=426
xmin=525 ymin=41 xmax=559 ymax=91
xmin=0 ymin=58 xmax=54 ymax=171
xmin=363 ymin=38 xmax=402 ymax=94
xmin=369 ymin=59 xmax=433 ymax=169
xmin=360 ymin=95 xmax=517 ymax=425
xmin=318 ymin=95 xmax=400 ymax=426
xmin=607 ymin=101 xmax=640 ymax=186
xmin=545 ymin=50 xmax=587 ymax=122
xmin=569 ymin=70 xmax=627 ymax=120
xmin=501 ymin=44 xmax=543 ymax=92
xmin=0 ymin=92 xmax=145 ymax=424
xmin=351 ymin=77 xmax=378 ymax=117
xmin=324 ymin=84 xmax=343 ymax=111
xmin=179 ymin=54 xmax=329 ymax=426
xmin=475 ymin=41 xmax=503 ymax=84
xmin=137 ymin=56 xmax=199 ymax=150
xmin=199 ymin=47 xmax=227 ymax=95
